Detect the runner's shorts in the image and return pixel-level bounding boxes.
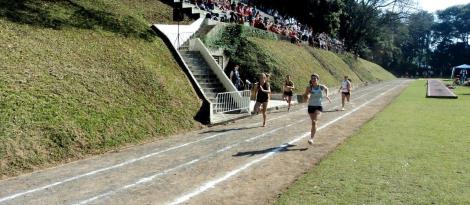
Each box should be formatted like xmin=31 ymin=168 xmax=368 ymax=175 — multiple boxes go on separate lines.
xmin=283 ymin=91 xmax=293 ymax=97
xmin=308 ymin=106 xmax=323 ymax=113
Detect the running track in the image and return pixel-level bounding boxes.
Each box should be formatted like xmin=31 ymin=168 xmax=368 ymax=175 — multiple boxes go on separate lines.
xmin=0 ymin=80 xmax=411 ymax=205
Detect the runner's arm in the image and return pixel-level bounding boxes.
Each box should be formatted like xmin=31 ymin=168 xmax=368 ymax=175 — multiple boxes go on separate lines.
xmin=303 ymin=86 xmax=310 ymax=102
xmin=323 ymin=85 xmax=332 ymax=103
xmin=265 ymin=84 xmax=271 ymax=93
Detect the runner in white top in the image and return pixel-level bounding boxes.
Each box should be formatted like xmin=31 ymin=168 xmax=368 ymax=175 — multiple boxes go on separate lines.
xmin=338 ymin=75 xmax=351 ymax=111
xmin=304 ymin=74 xmax=331 ymax=145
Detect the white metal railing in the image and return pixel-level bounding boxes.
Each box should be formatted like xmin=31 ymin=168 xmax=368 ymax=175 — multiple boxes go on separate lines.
xmin=212 ymin=90 xmax=251 ymax=114
xmin=173 ymin=32 xmax=195 ymax=49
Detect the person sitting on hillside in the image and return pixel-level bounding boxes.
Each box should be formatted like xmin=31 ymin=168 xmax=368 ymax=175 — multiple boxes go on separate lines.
xmin=253 ymin=14 xmax=266 ymax=30
xmin=289 ymin=30 xmax=300 ymax=46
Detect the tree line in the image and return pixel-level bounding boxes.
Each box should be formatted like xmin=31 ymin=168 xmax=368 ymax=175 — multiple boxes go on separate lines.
xmin=249 ymin=0 xmax=470 ymax=77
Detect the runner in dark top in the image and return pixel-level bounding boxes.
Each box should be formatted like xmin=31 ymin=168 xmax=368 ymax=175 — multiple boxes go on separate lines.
xmin=283 ymin=75 xmax=295 ymax=111
xmin=253 ymin=73 xmax=271 ymax=127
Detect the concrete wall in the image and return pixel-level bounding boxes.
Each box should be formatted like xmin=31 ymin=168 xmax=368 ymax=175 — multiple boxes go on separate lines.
xmin=153 ymin=17 xmax=205 ymax=49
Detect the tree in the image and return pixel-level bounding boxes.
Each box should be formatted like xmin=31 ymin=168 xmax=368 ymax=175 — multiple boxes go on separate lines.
xmin=430 ymin=4 xmax=470 ymax=76
xmin=403 ymin=11 xmax=434 ymax=73
xmin=338 ymin=0 xmax=416 ymax=56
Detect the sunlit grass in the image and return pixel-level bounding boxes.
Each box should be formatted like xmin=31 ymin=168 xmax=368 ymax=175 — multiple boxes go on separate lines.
xmin=276 ymin=80 xmax=470 ymax=204
xmin=0 ymin=0 xmax=200 ymax=178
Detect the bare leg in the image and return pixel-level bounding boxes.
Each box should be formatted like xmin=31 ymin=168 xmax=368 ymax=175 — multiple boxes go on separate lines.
xmin=253 ymin=102 xmax=261 ymax=114
xmin=341 ymin=93 xmax=346 ymax=110
xmin=261 ymin=102 xmax=268 ymax=127
xmin=287 ymin=96 xmax=292 ymax=111
xmin=346 ymin=94 xmax=350 ymax=103
xmin=308 ymin=111 xmax=321 ymax=144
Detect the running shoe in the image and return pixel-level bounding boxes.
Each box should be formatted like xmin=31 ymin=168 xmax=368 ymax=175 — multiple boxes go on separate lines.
xmin=308 ymin=139 xmax=314 ymax=145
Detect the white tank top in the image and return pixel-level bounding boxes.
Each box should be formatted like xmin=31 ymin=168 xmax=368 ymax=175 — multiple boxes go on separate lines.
xmin=341 ymin=80 xmax=350 ymax=92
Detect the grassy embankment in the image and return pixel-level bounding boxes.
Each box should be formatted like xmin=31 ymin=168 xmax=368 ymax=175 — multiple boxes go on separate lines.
xmin=204 ymin=24 xmax=395 ymax=92
xmin=0 ymin=0 xmax=200 ymax=178
xmin=277 ymin=80 xmax=470 ymax=204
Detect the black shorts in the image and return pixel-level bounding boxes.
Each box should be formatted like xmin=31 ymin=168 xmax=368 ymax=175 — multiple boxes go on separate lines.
xmin=342 ymin=92 xmax=350 ymax=96
xmin=283 ymin=91 xmax=293 ymax=97
xmin=308 ymin=106 xmax=323 ymax=113
xmin=256 ymin=98 xmax=268 ymax=103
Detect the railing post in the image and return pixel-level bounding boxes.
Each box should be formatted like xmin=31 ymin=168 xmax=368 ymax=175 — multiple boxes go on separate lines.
xmin=209 ymin=101 xmax=214 ymax=123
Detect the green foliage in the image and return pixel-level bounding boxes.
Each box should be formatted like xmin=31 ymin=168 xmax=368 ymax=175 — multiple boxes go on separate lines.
xmin=0 ymin=0 xmax=157 ymax=40
xmin=307 ymin=47 xmax=362 ymax=83
xmin=205 ymin=25 xmax=395 ymax=92
xmin=277 ymin=80 xmax=470 ymax=204
xmin=0 ymin=0 xmax=200 ymax=178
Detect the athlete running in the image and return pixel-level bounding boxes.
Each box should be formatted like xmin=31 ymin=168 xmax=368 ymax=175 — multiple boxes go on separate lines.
xmin=283 ymin=75 xmax=295 ymax=112
xmin=253 ymin=73 xmax=271 ymax=127
xmin=338 ymin=75 xmax=352 ymax=111
xmin=304 ymin=74 xmax=331 ymax=145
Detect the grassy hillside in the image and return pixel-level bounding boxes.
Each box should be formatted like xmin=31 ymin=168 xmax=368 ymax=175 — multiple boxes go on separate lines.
xmin=250 ymin=38 xmax=337 ymax=90
xmin=0 ymin=0 xmax=200 ymax=178
xmin=340 ymin=53 xmax=396 ymax=83
xmin=307 ymin=47 xmax=362 ymax=83
xmin=205 ymin=24 xmax=395 ymax=91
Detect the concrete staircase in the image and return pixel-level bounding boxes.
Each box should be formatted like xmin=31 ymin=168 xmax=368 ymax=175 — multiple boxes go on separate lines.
xmin=180 ymin=51 xmax=226 ymax=102
xmin=173 ymin=0 xmax=206 ymax=19
xmin=179 ymin=23 xmax=216 ymax=50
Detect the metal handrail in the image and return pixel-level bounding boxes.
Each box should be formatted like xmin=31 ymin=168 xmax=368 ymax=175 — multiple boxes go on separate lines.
xmin=173 ymin=32 xmax=195 ymax=49
xmin=213 ymin=90 xmax=251 ymax=114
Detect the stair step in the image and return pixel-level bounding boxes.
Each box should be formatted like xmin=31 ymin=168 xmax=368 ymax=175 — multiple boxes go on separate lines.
xmin=197 ymin=78 xmax=218 ymax=83
xmin=180 ymin=50 xmax=229 ymax=102
xmin=192 ymin=73 xmax=216 ymax=77
xmin=201 ymin=86 xmax=225 ymax=91
xmin=191 ymin=72 xmax=215 ymax=77
xmin=199 ymin=82 xmax=223 ymax=86
xmin=186 ymin=63 xmax=211 ymax=69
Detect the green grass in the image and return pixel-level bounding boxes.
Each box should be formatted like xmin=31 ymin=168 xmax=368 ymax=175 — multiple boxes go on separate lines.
xmin=204 ymin=24 xmax=395 ymax=92
xmin=306 ymin=47 xmax=362 ymax=83
xmin=276 ymin=80 xmax=470 ymax=204
xmin=0 ymin=0 xmax=200 ymax=178
xmin=340 ymin=53 xmax=396 ymax=83
xmin=249 ymin=38 xmax=337 ymax=90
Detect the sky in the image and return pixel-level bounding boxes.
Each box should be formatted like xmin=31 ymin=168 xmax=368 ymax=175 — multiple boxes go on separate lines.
xmin=417 ymin=0 xmax=470 ymax=12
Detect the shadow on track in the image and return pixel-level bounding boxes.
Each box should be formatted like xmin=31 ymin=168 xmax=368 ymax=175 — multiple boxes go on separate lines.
xmin=232 ymin=144 xmax=308 ymax=157
xmin=201 ymin=126 xmax=258 ymax=134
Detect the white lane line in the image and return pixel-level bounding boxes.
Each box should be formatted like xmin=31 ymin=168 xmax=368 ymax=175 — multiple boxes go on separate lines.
xmin=0 ymin=81 xmax=393 ymax=204
xmin=0 ymin=116 xmax=284 ymax=203
xmin=167 ymin=82 xmax=406 ymax=205
xmin=73 ymin=82 xmax=399 ymax=204
xmin=73 ymin=121 xmax=304 ymax=205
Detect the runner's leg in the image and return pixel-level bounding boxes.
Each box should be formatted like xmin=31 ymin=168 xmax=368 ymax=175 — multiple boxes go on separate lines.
xmin=261 ymin=102 xmax=268 ymax=127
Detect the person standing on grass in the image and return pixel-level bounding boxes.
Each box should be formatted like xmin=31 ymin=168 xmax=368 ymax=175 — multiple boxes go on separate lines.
xmin=253 ymin=73 xmax=271 ymax=127
xmin=283 ymin=75 xmax=295 ymax=111
xmin=338 ymin=75 xmax=351 ymax=111
xmin=304 ymin=73 xmax=331 ymax=145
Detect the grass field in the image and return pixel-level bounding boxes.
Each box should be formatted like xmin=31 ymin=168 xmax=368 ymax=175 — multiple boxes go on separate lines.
xmin=0 ymin=0 xmax=200 ymax=178
xmin=276 ymin=80 xmax=470 ymax=204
